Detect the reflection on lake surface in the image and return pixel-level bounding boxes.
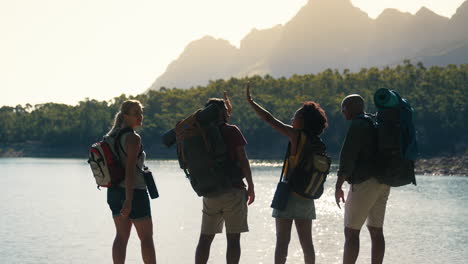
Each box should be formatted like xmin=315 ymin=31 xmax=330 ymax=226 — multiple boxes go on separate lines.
xmin=0 ymin=158 xmax=467 ymax=263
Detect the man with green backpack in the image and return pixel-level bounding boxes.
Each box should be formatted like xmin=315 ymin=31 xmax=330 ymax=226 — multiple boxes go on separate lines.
xmin=172 ymin=95 xmax=254 ymax=264
xmin=335 ymin=90 xmax=417 ymax=264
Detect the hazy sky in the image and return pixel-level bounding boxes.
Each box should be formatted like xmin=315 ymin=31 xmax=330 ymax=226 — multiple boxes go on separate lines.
xmin=1 ymin=0 xmax=465 ymax=107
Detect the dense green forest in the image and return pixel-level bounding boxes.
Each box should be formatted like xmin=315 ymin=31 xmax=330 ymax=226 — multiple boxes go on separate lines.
xmin=0 ymin=61 xmax=466 ymax=159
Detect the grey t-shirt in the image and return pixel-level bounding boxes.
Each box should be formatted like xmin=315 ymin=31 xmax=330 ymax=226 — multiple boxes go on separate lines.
xmin=117 ymin=130 xmax=147 ymax=190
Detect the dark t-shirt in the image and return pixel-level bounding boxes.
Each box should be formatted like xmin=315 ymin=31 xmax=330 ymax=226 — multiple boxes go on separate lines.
xmin=220 ymin=124 xmax=247 ymax=160
xmin=219 ymin=124 xmax=247 ymax=188
xmin=338 ymin=114 xmax=377 ymax=184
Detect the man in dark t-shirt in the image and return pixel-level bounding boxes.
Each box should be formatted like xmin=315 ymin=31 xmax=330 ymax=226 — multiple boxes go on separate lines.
xmin=220 ymin=123 xmax=248 ymax=187
xmin=195 ymin=97 xmax=255 ymax=264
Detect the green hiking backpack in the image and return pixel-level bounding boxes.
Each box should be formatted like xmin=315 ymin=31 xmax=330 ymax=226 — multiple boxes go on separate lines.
xmin=175 ymin=105 xmax=243 ymax=197
xmin=372 ymin=88 xmax=417 ymax=187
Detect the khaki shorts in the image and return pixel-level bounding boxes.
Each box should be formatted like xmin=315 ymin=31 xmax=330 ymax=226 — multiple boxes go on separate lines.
xmin=201 ymin=188 xmax=249 ymax=234
xmin=345 ymin=177 xmax=390 ymax=230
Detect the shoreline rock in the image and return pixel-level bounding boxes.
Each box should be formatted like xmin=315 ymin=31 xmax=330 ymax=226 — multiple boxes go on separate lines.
xmin=415 ymin=156 xmax=468 ymax=176
xmin=0 ymin=144 xmax=466 ymax=176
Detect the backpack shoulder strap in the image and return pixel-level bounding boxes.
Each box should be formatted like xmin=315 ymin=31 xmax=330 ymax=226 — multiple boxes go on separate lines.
xmin=297 ymin=132 xmax=328 ymax=157
xmin=115 ymin=127 xmax=144 ymax=159
xmin=391 ymin=91 xmax=418 ymax=160
xmin=279 ymin=142 xmax=291 ymax=183
xmin=281 ymin=131 xmax=310 ymax=181
xmin=356 ymin=114 xmax=376 ymax=128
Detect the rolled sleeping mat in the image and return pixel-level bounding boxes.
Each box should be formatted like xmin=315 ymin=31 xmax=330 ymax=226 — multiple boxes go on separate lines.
xmin=196 ymin=103 xmax=220 ymax=124
xmin=161 ymin=129 xmax=176 ymax=147
xmin=161 ymin=103 xmax=221 ymax=147
xmin=374 ymin=88 xmax=399 ymax=108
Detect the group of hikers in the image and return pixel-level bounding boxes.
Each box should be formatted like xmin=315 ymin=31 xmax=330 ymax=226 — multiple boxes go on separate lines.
xmin=91 ymin=82 xmax=416 ymax=264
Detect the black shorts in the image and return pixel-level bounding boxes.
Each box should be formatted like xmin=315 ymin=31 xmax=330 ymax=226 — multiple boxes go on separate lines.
xmin=107 ymin=186 xmax=151 ymax=220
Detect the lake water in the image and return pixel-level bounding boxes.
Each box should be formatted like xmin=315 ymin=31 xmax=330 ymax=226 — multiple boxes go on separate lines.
xmin=0 ymin=158 xmax=467 ymax=264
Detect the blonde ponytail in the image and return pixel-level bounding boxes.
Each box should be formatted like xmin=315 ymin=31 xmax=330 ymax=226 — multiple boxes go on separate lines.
xmin=106 ymin=112 xmax=124 ymax=137
xmin=106 ymin=100 xmax=143 ymax=137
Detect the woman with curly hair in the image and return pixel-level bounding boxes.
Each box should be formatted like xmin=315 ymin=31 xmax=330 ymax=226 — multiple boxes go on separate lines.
xmin=246 ymin=83 xmax=328 ymax=264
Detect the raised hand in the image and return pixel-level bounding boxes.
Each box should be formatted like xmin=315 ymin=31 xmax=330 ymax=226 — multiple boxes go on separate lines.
xmin=246 ymin=81 xmax=253 ymax=103
xmin=223 ymin=91 xmax=232 ymax=116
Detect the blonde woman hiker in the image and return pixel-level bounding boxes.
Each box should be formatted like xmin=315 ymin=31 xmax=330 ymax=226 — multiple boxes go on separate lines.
xmin=105 ymin=100 xmax=157 ymax=264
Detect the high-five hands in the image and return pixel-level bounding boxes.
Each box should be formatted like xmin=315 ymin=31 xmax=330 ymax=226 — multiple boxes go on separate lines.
xmin=223 ymin=91 xmax=232 ymax=117
xmin=246 ymin=81 xmax=253 ymax=103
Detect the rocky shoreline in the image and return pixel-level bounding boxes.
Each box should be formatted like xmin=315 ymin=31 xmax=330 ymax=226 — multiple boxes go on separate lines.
xmin=415 ymin=156 xmax=468 ymax=176
xmin=1 ymin=144 xmax=466 ymax=176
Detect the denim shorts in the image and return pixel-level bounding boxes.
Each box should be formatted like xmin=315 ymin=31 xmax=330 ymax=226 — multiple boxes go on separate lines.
xmin=107 ymin=186 xmax=151 ymax=221
xmin=272 ymin=192 xmax=316 ymax=220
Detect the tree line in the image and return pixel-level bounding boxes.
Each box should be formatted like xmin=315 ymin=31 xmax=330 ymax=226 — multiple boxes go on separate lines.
xmin=1 ymin=61 xmax=466 ymax=159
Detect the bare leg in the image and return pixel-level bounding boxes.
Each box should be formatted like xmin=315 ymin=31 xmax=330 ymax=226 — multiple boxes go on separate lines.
xmin=343 ymin=227 xmax=360 ymax=264
xmin=226 ymin=233 xmax=241 ymax=264
xmin=195 ymin=234 xmax=215 ymax=264
xmin=294 ymin=219 xmax=315 ymax=264
xmin=367 ymin=226 xmax=385 ymax=264
xmin=133 ymin=218 xmax=157 ymax=264
xmin=112 ymin=216 xmax=132 ymax=264
xmin=275 ymin=219 xmax=293 ymax=264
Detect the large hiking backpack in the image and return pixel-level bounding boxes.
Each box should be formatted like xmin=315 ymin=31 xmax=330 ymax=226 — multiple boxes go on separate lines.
xmin=373 ymin=88 xmax=417 ymax=187
xmin=175 ymin=105 xmax=241 ymax=197
xmin=282 ymin=132 xmax=331 ymax=199
xmin=88 ymin=127 xmax=133 ymax=188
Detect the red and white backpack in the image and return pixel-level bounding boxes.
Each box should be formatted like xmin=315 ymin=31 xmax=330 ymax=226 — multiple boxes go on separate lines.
xmin=88 ymin=128 xmax=133 ymax=188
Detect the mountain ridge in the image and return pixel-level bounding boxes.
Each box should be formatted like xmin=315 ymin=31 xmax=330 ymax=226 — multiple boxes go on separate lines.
xmin=149 ymin=0 xmax=468 ymax=90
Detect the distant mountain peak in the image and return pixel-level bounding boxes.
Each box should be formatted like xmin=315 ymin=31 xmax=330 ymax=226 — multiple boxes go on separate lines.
xmin=304 ymin=0 xmax=354 ymax=10
xmin=452 ymin=0 xmax=468 ymax=18
xmin=240 ymin=25 xmax=282 ymax=49
xmin=377 ymin=8 xmax=413 ymax=19
xmin=287 ymin=0 xmax=369 ymax=27
xmin=186 ymin=35 xmax=234 ymax=49
xmin=148 ymin=0 xmax=468 ymax=91
xmin=179 ymin=35 xmax=237 ymax=59
xmin=416 ymin=7 xmax=433 ymax=15
xmin=415 ymin=6 xmax=447 ymax=19
xmin=456 ymin=0 xmax=468 ymax=12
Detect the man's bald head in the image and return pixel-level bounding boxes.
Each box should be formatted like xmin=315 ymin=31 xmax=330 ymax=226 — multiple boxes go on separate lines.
xmin=341 ymin=94 xmax=365 ymax=120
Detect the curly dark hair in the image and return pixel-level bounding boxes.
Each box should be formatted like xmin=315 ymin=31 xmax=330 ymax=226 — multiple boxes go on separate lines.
xmin=297 ymin=101 xmax=328 ymax=136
